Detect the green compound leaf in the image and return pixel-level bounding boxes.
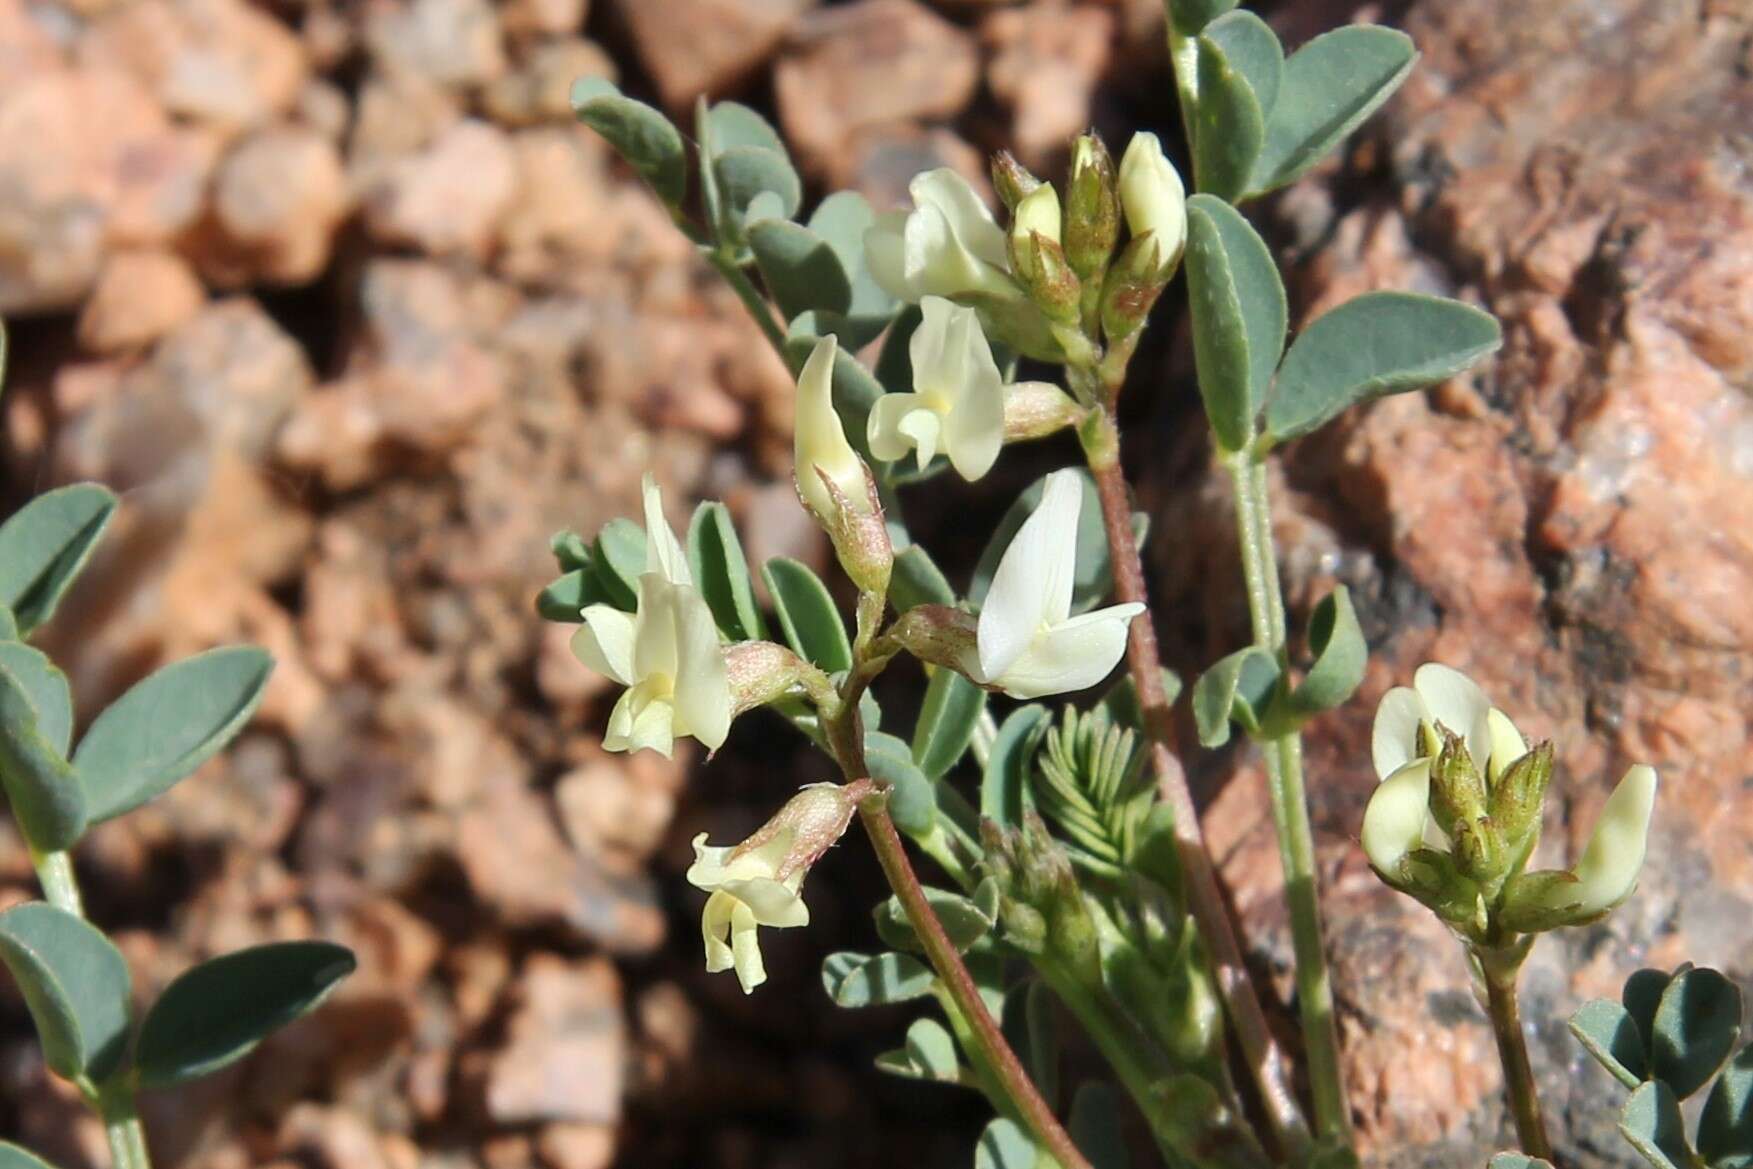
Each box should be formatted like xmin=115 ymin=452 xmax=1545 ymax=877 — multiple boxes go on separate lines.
xmin=889 ymin=543 xmax=956 ymax=612
xmin=762 ymin=558 xmax=851 ymax=674
xmin=971 ymin=470 xmax=1114 ymax=616
xmin=1070 ymin=1082 xmax=1132 ymax=1169
xmin=74 ymin=646 xmax=273 ymax=824
xmin=1265 ymin=292 xmax=1502 ymax=443
xmin=1289 ymin=584 xmax=1365 ymax=714
xmin=135 ymin=941 xmax=356 ymax=1089
xmin=0 ymin=903 xmax=132 ymax=1083
xmin=1650 ymin=966 xmax=1742 ymax=1099
xmin=875 ymin=1016 xmax=961 ymax=1083
xmin=1183 ymin=195 xmax=1285 ymax=452
xmin=569 ymin=78 xmax=686 ymax=208
xmin=821 ymin=950 xmax=935 ymax=1008
xmin=874 ymin=884 xmax=996 ymax=955
xmin=1619 ymin=1079 xmax=1692 ymax=1169
xmin=686 ymin=502 xmax=766 ymax=643
xmin=1169 ymin=0 xmax=1236 ymax=36
xmin=0 ymin=1143 xmax=60 ymax=1169
xmin=0 ymin=644 xmax=72 ymax=757
xmin=0 ymin=663 xmax=85 ymax=850
xmin=706 ymin=101 xmax=786 ymax=156
xmin=1192 ymin=33 xmax=1265 ymax=202
xmin=982 ymin=705 xmax=1049 ymax=831
xmin=1193 ymin=646 xmax=1282 ymax=747
xmin=536 ymin=566 xmax=611 ymax=623
xmin=589 ymin=518 xmax=646 ymax=612
xmin=866 ymin=730 xmax=936 ymax=838
xmin=1247 ymin=25 xmax=1418 ymax=197
xmin=715 ymin=146 xmax=803 ymax=232
xmin=912 ymin=667 xmax=986 ymax=781
xmin=1625 ymin=968 xmax=1674 ymax=1052
xmin=1570 ymin=998 xmax=1648 ymax=1090
xmin=1203 ymin=11 xmax=1284 ymax=123
xmin=549 ymin=530 xmax=591 ymax=572
xmin=976 ymin=1118 xmax=1035 ymax=1169
xmin=0 ymin=484 xmax=117 ymax=639
xmin=1699 ymin=1045 xmax=1753 ymax=1168
xmin=747 ymin=219 xmax=852 ymax=324
xmin=807 ymin=191 xmax=899 ymax=350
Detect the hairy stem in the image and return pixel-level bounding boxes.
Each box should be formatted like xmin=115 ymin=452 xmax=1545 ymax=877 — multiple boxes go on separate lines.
xmin=1079 ymin=408 xmax=1311 ymax=1157
xmin=1481 ymin=960 xmax=1552 ymax=1159
xmin=1226 ymin=452 xmax=1352 ymax=1146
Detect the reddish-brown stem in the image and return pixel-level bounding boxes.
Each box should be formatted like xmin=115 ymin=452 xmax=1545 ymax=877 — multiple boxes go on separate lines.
xmin=1082 ymin=408 xmax=1313 ymax=1159
xmin=858 ymin=803 xmax=1092 ymax=1169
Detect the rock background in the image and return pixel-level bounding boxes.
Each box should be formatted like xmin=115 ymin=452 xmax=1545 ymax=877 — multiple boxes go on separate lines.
xmin=0 ymin=0 xmax=1745 ymax=1166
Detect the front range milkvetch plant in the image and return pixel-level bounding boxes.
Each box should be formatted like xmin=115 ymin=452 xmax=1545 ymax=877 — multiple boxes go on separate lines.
xmin=0 ymin=323 xmax=356 ymax=1169
xmin=553 ymin=2 xmax=1679 ymax=1164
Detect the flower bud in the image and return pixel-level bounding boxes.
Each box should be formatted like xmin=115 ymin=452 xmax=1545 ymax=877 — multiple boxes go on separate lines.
xmin=1427 ymin=729 xmax=1489 ymax=844
xmin=1002 ymin=380 xmax=1083 ymax=443
xmin=1007 ymin=185 xmax=1080 ymax=325
xmin=723 ymin=640 xmax=814 ymax=715
xmin=1489 ymin=740 xmax=1553 ymax=872
xmin=793 ymin=337 xmax=893 ymax=596
xmin=1118 ymin=132 xmax=1187 ymax=278
xmin=990 ymin=150 xmax=1042 ymax=213
xmin=1098 ymin=240 xmax=1170 ymax=345
xmin=1063 ymin=133 xmax=1120 ymax=282
xmin=981 ymin=815 xmax=1100 ymax=982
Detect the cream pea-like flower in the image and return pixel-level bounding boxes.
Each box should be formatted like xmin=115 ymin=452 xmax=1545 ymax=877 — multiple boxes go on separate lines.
xmin=1521 ymin=763 xmax=1658 ymax=921
xmin=687 ymin=781 xmax=869 ymax=993
xmin=793 ymin=335 xmax=872 ymax=522
xmin=570 ymin=476 xmax=731 ymax=757
xmin=867 ymin=297 xmax=1005 ymax=480
xmin=959 ymin=469 xmax=1143 ymax=699
xmin=864 ymin=169 xmax=1017 ymax=303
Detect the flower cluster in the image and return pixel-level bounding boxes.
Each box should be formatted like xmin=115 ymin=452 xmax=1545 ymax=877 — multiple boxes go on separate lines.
xmin=1362 ymin=664 xmax=1657 ymax=935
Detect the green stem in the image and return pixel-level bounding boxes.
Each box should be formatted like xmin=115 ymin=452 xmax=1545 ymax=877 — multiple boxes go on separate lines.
xmin=1079 ymin=408 xmax=1311 ymax=1159
xmin=99 ymin=1089 xmax=152 ymax=1169
xmin=706 ymin=248 xmax=788 ymax=354
xmin=30 ymin=848 xmax=84 ymax=916
xmin=1479 ymin=954 xmax=1552 ymax=1159
xmin=1226 ymin=451 xmax=1352 ymax=1147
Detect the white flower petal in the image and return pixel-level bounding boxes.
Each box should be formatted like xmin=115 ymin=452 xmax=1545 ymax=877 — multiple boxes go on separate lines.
xmin=864 ymin=212 xmax=912 ymax=301
xmin=631 ymin=574 xmax=681 ymax=682
xmin=909 ymin=168 xmax=1008 ymax=270
xmin=1565 ymin=764 xmax=1658 ymax=916
xmin=604 ymin=679 xmax=675 ymax=757
xmin=1486 ymin=708 xmax=1528 ymax=784
xmin=897 ymin=408 xmax=942 ymax=469
xmin=978 ymin=470 xmax=1083 ymax=682
xmin=571 ymin=604 xmax=636 ymax=686
xmin=1413 ymin=663 xmax=1493 ymax=767
xmin=940 ymin=317 xmax=1004 ymax=482
xmin=910 ymin=296 xmax=960 ymax=398
xmin=671 ymin=587 xmax=731 ymax=751
xmin=868 ymin=392 xmax=929 ymax=463
xmin=721 ymin=876 xmax=810 ymax=928
xmin=793 ymin=335 xmax=868 ymax=520
xmin=702 ymin=890 xmax=738 ymax=973
xmin=1371 ymin=686 xmax=1427 ymax=780
xmin=990 ymin=604 xmax=1144 ymax=699
xmin=1362 ymin=759 xmax=1432 ymax=876
xmin=728 ymin=898 xmax=766 ymax=993
xmin=641 ymin=473 xmax=689 ymax=585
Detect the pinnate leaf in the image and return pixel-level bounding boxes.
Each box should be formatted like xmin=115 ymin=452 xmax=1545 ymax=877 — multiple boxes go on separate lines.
xmin=0 ymin=903 xmax=132 ymax=1083
xmin=0 ymin=663 xmax=85 ymax=849
xmin=1193 ymin=646 xmax=1281 ymax=747
xmin=762 ymin=558 xmax=851 ymax=674
xmin=1619 ymin=1079 xmax=1692 ymax=1169
xmin=74 ymin=646 xmax=272 ymax=823
xmin=1570 ymin=997 xmax=1648 ymax=1089
xmin=912 ymin=667 xmax=986 ymax=781
xmin=821 ymin=951 xmax=935 ymax=1007
xmin=136 ymin=941 xmax=356 ymax=1088
xmin=569 ymin=78 xmax=685 ymax=207
xmin=0 ymin=485 xmax=117 ymax=638
xmin=1650 ymin=966 xmax=1741 ymax=1099
xmin=1192 ymin=34 xmax=1265 ymax=201
xmin=1289 ymin=585 xmax=1365 ymax=713
xmin=686 ymin=502 xmax=766 ymax=642
xmin=1183 ymin=195 xmax=1285 ymax=451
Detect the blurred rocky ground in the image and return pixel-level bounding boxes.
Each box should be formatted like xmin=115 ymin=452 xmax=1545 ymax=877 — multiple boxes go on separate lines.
xmin=0 ymin=0 xmax=1745 ymax=1166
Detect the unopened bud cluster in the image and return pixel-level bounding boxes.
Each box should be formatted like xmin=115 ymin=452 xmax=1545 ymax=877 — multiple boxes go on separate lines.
xmin=1362 ymin=665 xmax=1657 ymax=940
